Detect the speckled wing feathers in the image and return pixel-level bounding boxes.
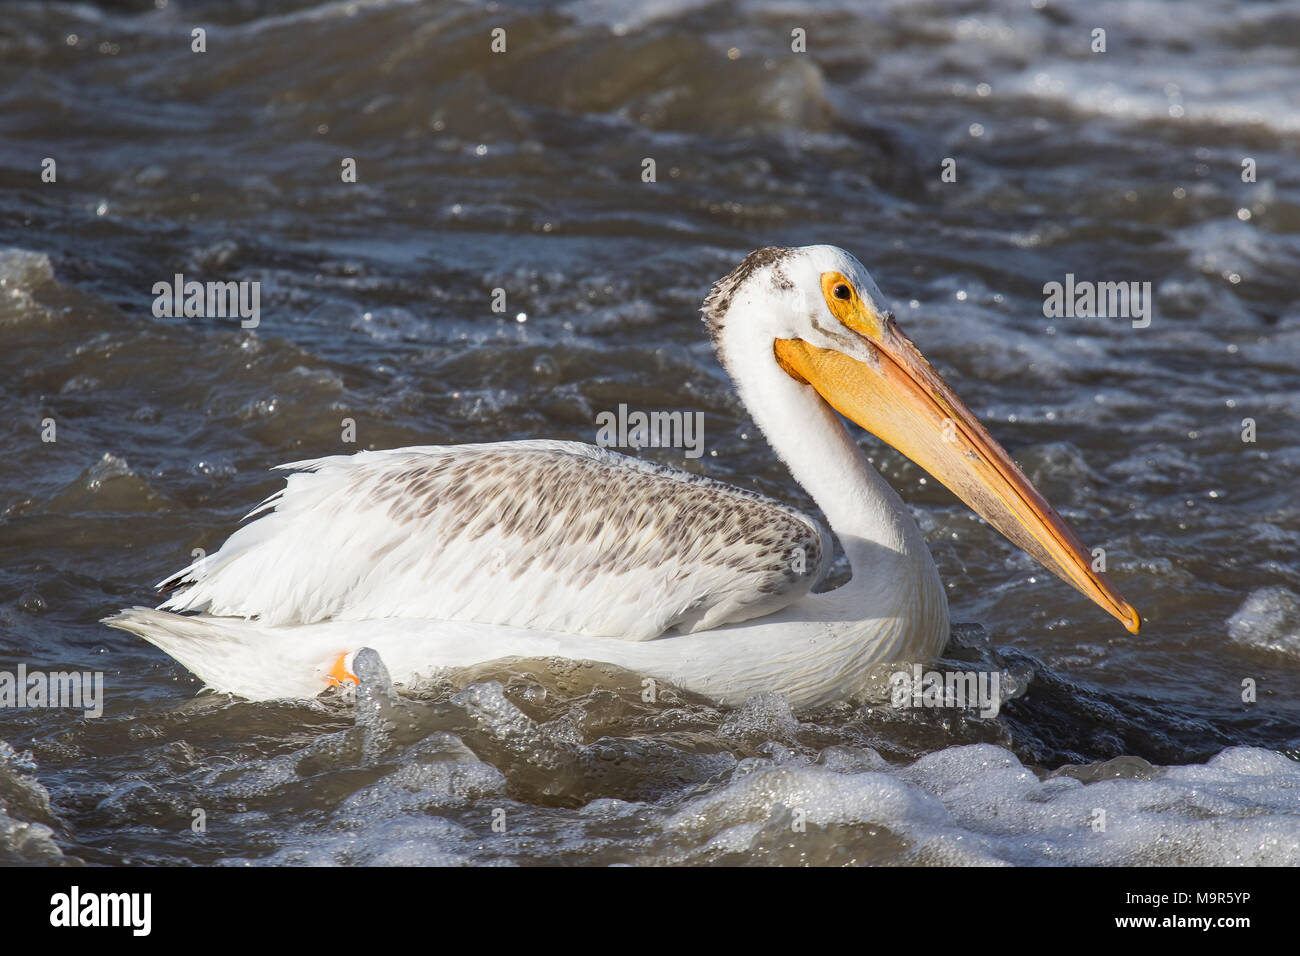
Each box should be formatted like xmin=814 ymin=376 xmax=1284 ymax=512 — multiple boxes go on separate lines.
xmin=158 ymin=440 xmax=829 ymax=640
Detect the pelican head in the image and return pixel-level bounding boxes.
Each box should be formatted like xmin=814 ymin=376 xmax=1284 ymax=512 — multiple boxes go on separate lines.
xmin=703 ymin=244 xmax=1140 ymax=635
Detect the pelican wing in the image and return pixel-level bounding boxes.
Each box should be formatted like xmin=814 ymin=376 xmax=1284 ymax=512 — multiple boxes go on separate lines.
xmin=158 ymin=440 xmax=830 ymax=640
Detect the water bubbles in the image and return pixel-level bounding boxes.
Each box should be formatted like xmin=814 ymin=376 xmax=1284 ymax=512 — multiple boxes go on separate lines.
xmin=717 ymin=693 xmax=799 ymax=742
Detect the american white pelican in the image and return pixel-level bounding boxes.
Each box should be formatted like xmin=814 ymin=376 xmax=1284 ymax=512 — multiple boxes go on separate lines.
xmin=107 ymin=245 xmax=1139 ymax=708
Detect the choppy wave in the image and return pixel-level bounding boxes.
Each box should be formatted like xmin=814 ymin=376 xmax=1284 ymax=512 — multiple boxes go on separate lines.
xmin=6 ymin=649 xmax=1296 ymax=866
xmin=1 ymin=0 xmax=1297 ymax=864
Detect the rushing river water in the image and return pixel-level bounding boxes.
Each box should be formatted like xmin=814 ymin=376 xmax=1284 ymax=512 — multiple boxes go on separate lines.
xmin=2 ymin=0 xmax=1299 ymax=865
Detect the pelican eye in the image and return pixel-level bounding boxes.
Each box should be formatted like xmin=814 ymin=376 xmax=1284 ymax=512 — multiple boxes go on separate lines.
xmin=821 ymin=270 xmax=882 ymax=339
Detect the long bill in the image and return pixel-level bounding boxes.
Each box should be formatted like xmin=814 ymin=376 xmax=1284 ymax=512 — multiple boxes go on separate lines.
xmin=774 ymin=320 xmax=1140 ymax=634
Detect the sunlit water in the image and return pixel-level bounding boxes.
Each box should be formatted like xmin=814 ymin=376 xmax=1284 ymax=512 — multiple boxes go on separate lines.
xmin=2 ymin=0 xmax=1299 ymax=865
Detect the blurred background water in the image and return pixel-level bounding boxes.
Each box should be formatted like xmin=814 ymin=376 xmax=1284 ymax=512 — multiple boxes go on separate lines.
xmin=1 ymin=0 xmax=1299 ymax=865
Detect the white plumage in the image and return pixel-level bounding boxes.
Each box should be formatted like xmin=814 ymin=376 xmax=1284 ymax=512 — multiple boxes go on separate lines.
xmin=108 ymin=244 xmax=1137 ymax=708
xmin=155 ymin=440 xmax=828 ymax=639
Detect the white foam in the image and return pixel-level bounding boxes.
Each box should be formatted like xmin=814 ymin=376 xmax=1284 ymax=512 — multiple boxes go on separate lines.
xmin=0 ymin=248 xmax=53 ymax=289
xmin=0 ymin=741 xmax=65 ymax=865
xmin=0 ymin=249 xmax=55 ymax=323
xmin=161 ymin=664 xmax=1300 ymax=865
xmin=660 ymin=742 xmax=1300 ymax=865
xmin=1229 ymin=586 xmax=1300 ymax=657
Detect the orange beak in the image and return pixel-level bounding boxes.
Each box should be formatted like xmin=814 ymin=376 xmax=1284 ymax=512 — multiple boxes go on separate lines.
xmin=775 ymin=304 xmax=1140 ymax=634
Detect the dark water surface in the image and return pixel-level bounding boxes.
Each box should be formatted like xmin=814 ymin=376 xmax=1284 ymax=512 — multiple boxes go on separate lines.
xmin=2 ymin=0 xmax=1299 ymax=864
